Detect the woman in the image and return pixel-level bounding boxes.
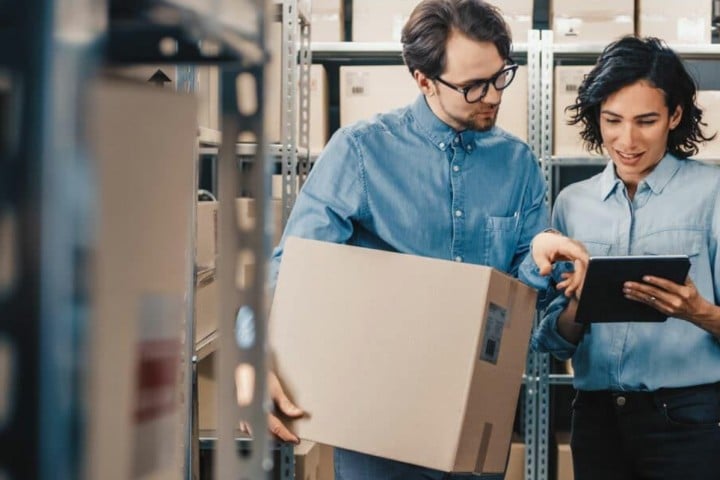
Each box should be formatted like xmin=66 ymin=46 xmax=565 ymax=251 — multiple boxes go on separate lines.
xmin=533 ymin=36 xmax=720 ymax=479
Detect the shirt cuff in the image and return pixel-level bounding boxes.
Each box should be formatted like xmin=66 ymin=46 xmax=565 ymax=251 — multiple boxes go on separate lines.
xmin=531 ymin=296 xmax=578 ymax=361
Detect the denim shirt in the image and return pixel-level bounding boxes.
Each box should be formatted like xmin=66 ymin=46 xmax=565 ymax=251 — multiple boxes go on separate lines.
xmin=269 ymin=94 xmax=548 ymax=287
xmin=531 ymin=154 xmax=720 ymax=391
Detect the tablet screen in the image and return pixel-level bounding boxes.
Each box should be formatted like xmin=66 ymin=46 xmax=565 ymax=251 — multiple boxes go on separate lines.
xmin=574 ymin=255 xmax=690 ymax=324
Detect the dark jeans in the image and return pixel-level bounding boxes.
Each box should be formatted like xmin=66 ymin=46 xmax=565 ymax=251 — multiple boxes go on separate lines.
xmin=571 ymin=382 xmax=720 ymax=480
xmin=334 ymin=449 xmax=497 ymax=480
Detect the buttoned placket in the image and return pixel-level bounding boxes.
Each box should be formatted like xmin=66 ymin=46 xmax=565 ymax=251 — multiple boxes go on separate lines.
xmin=450 ymin=133 xmax=466 ymax=262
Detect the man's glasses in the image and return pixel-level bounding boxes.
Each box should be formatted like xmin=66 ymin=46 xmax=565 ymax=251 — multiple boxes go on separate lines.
xmin=435 ymin=61 xmax=519 ymax=103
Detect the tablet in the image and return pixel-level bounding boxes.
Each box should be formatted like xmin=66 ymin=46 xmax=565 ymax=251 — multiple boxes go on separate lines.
xmin=574 ymin=255 xmax=691 ymax=324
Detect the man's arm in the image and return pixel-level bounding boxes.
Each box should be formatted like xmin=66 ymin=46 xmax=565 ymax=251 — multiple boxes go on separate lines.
xmin=265 ymin=128 xmax=369 ymax=441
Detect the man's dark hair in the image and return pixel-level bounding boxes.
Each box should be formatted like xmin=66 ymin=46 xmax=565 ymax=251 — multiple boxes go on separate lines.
xmin=401 ymin=0 xmax=511 ymax=79
xmin=568 ymin=36 xmax=714 ymax=158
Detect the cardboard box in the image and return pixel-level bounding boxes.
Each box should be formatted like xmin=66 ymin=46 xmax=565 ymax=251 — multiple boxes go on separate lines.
xmin=307 ymin=64 xmax=330 ymax=154
xmin=638 ymin=0 xmax=711 ymax=44
xmin=352 ymin=0 xmax=417 ymax=42
xmin=270 ymin=238 xmax=537 ymax=475
xmin=196 ymin=200 xmax=218 ymax=271
xmin=312 ymin=0 xmax=344 ymax=42
xmin=86 ymin=78 xmax=197 ymax=480
xmin=236 ymin=29 xmax=328 ymax=150
xmin=195 ymin=198 xmax=285 ymax=350
xmin=497 ymin=65 xmax=528 ymax=141
xmin=340 ymin=65 xmax=418 ymax=126
xmin=500 ymin=0 xmax=534 ymax=44
xmin=198 ymin=362 xmax=335 ymax=480
xmin=318 ymin=443 xmax=335 ymax=480
xmin=504 ymin=442 xmax=526 ymax=480
xmin=197 ymin=352 xmax=217 ymax=431
xmin=554 ymin=65 xmax=603 ymax=157
xmin=551 ymin=0 xmax=634 ymax=44
xmin=295 ymin=441 xmax=322 ymax=480
xmin=196 ymin=66 xmax=220 ymax=131
xmin=557 ymin=432 xmax=574 ymax=480
xmin=694 ymin=90 xmax=720 ymax=160
xmin=235 ymin=197 xmax=285 ymax=246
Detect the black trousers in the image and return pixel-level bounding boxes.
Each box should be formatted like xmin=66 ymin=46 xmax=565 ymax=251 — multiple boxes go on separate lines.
xmin=571 ymin=382 xmax=720 ymax=480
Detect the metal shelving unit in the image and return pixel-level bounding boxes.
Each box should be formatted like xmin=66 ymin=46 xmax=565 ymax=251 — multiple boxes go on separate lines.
xmin=0 ymin=0 xmax=278 ymax=479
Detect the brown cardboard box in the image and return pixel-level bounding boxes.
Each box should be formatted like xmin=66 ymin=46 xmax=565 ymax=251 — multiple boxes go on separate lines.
xmin=295 ymin=441 xmax=322 ymax=480
xmin=351 ymin=0 xmax=417 ymax=42
xmin=196 ymin=200 xmax=218 ymax=271
xmin=694 ymin=91 xmax=720 ymax=160
xmin=504 ymin=442 xmax=526 ymax=480
xmin=198 ymin=352 xmax=217 ymax=431
xmin=557 ymin=432 xmax=574 ymax=480
xmin=551 ymin=0 xmax=634 ymax=44
xmin=500 ymin=0 xmax=534 ymax=44
xmin=194 ymin=197 xmax=286 ymax=351
xmin=318 ymin=443 xmax=335 ymax=480
xmin=497 ymin=65 xmax=528 ymax=141
xmin=554 ymin=65 xmax=604 ymax=158
xmin=197 ymin=66 xmax=220 ymax=131
xmin=339 ymin=66 xmax=417 ymax=126
xmin=311 ymin=0 xmax=344 ymax=42
xmin=638 ymin=0 xmax=711 ymax=44
xmin=270 ymin=238 xmax=537 ymax=475
xmin=198 ymin=363 xmax=336 ymax=480
xmin=86 ymin=78 xmax=197 ymax=480
xmin=235 ymin=197 xmax=285 ymax=246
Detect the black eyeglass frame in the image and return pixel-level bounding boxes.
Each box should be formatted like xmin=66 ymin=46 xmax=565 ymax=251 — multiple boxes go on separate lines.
xmin=434 ymin=61 xmax=519 ymax=103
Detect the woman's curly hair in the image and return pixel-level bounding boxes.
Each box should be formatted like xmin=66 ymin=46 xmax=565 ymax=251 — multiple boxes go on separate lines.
xmin=567 ymin=36 xmax=715 ymax=158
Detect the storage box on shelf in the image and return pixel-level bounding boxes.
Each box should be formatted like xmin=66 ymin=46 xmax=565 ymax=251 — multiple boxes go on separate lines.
xmin=637 ymin=0 xmax=712 ymax=44
xmin=551 ymin=0 xmax=634 ymax=44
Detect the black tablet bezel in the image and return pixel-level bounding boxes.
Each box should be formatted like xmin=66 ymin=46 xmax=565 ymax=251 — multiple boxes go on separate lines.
xmin=574 ymin=255 xmax=691 ymax=324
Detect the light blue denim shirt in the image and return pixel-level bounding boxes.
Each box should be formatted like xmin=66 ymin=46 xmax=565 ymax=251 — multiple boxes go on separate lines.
xmin=532 ymin=153 xmax=720 ymax=391
xmin=270 ymin=94 xmax=548 ymax=287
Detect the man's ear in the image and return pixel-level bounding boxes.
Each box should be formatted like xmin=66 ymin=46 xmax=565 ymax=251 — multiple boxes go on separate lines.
xmin=414 ymin=70 xmax=435 ymax=96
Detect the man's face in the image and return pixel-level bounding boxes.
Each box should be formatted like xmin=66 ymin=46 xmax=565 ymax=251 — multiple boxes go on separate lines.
xmin=426 ymin=31 xmax=507 ymax=131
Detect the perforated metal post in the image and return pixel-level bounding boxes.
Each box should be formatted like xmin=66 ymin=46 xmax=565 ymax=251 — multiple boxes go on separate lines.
xmin=297 ymin=6 xmax=312 ymax=189
xmin=535 ymin=30 xmax=556 ymax=480
xmin=215 ymin=2 xmax=273 ymax=479
xmin=523 ymin=29 xmax=542 ymax=480
xmin=280 ymin=0 xmax=300 ymax=225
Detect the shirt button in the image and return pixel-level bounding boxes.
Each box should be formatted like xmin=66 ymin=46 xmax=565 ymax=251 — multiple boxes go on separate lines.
xmin=452 ymin=165 xmax=460 ymax=172
xmin=439 ymin=142 xmax=445 ymax=149
xmin=466 ymin=145 xmax=473 ymax=152
xmin=454 ymin=137 xmax=460 ymax=144
xmin=615 ymin=396 xmax=626 ymax=407
xmin=455 ymin=256 xmax=463 ymax=262
xmin=455 ymin=210 xmax=463 ymax=217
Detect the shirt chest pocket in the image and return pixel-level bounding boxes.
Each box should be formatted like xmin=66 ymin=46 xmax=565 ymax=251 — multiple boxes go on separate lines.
xmin=484 ymin=213 xmax=520 ymax=270
xmin=637 ymin=230 xmax=703 ymax=279
xmin=579 ymin=240 xmax=612 ymax=257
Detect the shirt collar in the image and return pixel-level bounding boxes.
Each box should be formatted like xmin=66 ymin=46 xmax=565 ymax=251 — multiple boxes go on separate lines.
xmin=599 ymin=152 xmax=682 ymax=200
xmin=409 ymin=94 xmax=496 ymax=151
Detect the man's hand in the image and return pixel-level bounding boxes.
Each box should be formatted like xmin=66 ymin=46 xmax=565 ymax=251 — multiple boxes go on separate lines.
xmin=268 ymin=371 xmax=304 ymax=443
xmin=531 ymin=231 xmax=589 ymax=298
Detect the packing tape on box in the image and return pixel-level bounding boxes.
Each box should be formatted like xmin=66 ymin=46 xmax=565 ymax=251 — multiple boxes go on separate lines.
xmin=474 ymin=422 xmax=494 ymax=474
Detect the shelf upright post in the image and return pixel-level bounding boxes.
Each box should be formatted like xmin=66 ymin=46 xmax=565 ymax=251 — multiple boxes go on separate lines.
xmin=0 ymin=0 xmax=104 ymax=479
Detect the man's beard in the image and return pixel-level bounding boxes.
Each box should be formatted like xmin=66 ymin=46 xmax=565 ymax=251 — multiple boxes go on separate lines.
xmin=440 ymin=98 xmax=499 ymax=132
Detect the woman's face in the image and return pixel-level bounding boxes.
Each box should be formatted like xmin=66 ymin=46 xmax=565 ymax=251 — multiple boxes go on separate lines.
xmin=599 ymin=80 xmax=682 ymax=185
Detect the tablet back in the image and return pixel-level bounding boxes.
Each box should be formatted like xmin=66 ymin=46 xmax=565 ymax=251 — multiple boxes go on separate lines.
xmin=575 ymin=255 xmax=690 ymax=324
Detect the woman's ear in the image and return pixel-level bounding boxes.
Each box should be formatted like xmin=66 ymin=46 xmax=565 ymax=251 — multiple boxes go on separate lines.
xmin=669 ymin=105 xmax=683 ymax=130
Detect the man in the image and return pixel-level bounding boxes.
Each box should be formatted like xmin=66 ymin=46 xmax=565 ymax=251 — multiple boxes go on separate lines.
xmin=266 ymin=1 xmax=586 ymax=478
